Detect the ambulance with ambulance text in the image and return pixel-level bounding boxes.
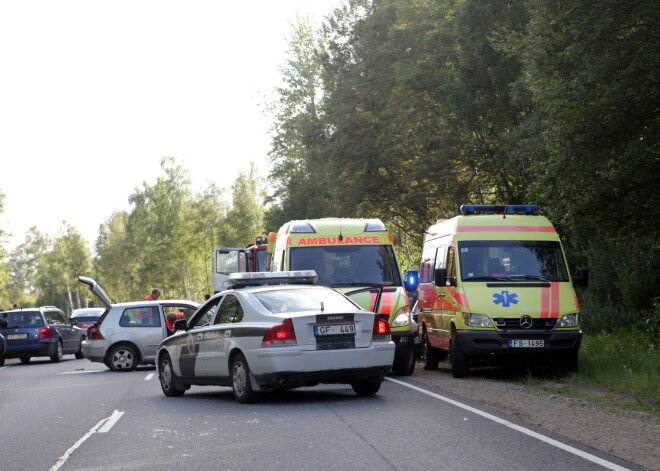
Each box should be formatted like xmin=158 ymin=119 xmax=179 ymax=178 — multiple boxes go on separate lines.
xmin=269 ymin=218 xmax=416 ymax=376
xmin=406 ymin=205 xmax=588 ymax=378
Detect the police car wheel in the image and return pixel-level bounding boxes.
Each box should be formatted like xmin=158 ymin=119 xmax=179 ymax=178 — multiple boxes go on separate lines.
xmin=231 ymin=353 xmax=260 ymax=404
xmin=159 ymin=354 xmax=186 ymax=397
xmin=450 ymin=338 xmax=470 ymax=378
xmin=351 ymin=379 xmax=381 ymax=396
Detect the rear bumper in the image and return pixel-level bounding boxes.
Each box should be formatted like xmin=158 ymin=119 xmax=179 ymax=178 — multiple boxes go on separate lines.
xmin=249 ymin=342 xmax=395 ymax=387
xmin=6 ymin=340 xmax=58 ymax=358
xmin=82 ymin=340 xmax=109 ymax=363
xmin=456 ymin=329 xmax=582 ymax=357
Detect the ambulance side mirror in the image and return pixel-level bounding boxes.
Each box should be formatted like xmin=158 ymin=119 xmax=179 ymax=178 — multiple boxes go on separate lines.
xmin=434 ymin=268 xmax=455 ymax=287
xmin=573 ymin=268 xmax=589 ymax=288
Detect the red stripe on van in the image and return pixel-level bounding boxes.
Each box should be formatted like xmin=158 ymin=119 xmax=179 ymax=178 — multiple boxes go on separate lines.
xmin=541 ymin=287 xmax=550 ymax=318
xmin=379 ymin=290 xmax=393 ymax=315
xmin=370 ymin=292 xmax=378 ymax=312
xmin=457 ymin=226 xmax=556 ymax=233
xmin=573 ymin=293 xmax=580 ymax=309
xmin=448 ymin=287 xmax=469 ymax=309
xmin=551 ymin=282 xmax=560 ymax=318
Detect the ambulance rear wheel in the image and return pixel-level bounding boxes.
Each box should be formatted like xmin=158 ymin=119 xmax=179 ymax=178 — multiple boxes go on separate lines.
xmin=422 ymin=331 xmax=441 ymax=370
xmin=450 ymin=338 xmax=470 ymax=378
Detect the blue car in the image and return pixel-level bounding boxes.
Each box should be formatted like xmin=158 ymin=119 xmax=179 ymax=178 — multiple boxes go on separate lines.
xmin=0 ymin=331 xmax=6 ymax=366
xmin=0 ymin=307 xmax=84 ymax=363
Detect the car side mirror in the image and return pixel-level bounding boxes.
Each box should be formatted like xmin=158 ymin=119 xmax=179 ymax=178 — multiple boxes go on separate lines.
xmin=573 ymin=268 xmax=589 ymax=288
xmin=173 ymin=319 xmax=188 ymax=331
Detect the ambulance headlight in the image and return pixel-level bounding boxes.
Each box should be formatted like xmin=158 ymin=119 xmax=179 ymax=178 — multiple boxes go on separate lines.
xmin=558 ymin=313 xmax=580 ymax=327
xmin=391 ymin=306 xmax=411 ymax=327
xmin=462 ymin=313 xmax=494 ymax=328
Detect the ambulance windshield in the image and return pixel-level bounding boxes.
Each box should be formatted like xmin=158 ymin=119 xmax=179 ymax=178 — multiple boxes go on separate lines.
xmin=290 ymin=245 xmax=402 ymax=287
xmin=458 ymin=240 xmax=569 ymax=282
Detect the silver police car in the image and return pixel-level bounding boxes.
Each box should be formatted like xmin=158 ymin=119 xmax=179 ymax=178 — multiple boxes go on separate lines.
xmin=157 ymin=271 xmax=395 ymax=403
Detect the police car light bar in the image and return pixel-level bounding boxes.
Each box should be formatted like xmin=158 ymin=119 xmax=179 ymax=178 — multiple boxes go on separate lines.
xmin=227 ymin=271 xmax=318 ymax=288
xmin=460 ymin=205 xmax=540 ymax=215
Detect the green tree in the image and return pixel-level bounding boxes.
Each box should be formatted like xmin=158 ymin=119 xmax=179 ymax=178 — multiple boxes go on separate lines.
xmin=224 ymin=163 xmax=267 ymax=246
xmin=35 ymin=224 xmax=93 ymax=313
xmin=6 ymin=228 xmax=50 ymax=308
xmin=266 ymin=15 xmax=332 ymax=229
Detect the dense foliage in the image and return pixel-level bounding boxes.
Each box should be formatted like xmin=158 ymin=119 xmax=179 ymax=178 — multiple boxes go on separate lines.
xmin=266 ymin=0 xmax=659 ymax=328
xmin=0 ymin=0 xmax=657 ymax=329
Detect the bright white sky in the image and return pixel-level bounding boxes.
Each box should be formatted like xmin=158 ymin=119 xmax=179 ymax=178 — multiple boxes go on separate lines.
xmin=0 ymin=0 xmax=342 ymax=252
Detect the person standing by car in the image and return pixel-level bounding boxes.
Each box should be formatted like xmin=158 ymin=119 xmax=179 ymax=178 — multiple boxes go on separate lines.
xmin=144 ymin=288 xmax=161 ymax=301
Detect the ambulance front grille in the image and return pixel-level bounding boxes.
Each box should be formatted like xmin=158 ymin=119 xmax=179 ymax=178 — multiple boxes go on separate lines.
xmin=495 ymin=318 xmax=556 ymax=331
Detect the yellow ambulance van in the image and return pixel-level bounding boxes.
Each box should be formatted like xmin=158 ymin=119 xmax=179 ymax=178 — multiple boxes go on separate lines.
xmin=407 ymin=205 xmax=588 ymax=378
xmin=270 ymin=218 xmax=416 ymax=375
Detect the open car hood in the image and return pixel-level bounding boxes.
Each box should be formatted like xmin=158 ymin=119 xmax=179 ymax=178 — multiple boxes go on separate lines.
xmin=78 ymin=276 xmax=113 ymax=309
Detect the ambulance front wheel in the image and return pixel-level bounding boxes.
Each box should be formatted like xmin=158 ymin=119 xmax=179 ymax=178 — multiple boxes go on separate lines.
xmin=559 ymin=351 xmax=579 ymax=374
xmin=392 ymin=338 xmax=415 ymax=376
xmin=450 ymin=338 xmax=470 ymax=378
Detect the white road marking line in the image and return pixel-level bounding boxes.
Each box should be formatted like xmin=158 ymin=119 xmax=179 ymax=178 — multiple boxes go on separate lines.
xmin=49 ymin=409 xmax=124 ymax=471
xmin=58 ymin=370 xmax=106 ymax=374
xmin=386 ymin=377 xmax=632 ymax=471
xmin=97 ymin=409 xmax=124 ymax=433
xmin=145 ymin=372 xmax=155 ymax=381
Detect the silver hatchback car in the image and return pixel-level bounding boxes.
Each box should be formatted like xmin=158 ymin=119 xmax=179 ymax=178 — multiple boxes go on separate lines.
xmin=78 ymin=276 xmax=198 ymax=371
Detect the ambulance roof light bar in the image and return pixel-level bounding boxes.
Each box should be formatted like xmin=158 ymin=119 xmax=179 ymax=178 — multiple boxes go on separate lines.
xmin=290 ymin=221 xmax=316 ymax=233
xmin=460 ymin=205 xmax=540 ymax=215
xmin=364 ymin=219 xmax=387 ymax=232
xmin=227 ymin=270 xmax=318 ymax=288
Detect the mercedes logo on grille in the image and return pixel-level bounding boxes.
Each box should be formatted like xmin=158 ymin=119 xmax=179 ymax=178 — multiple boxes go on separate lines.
xmin=519 ymin=315 xmax=533 ymax=329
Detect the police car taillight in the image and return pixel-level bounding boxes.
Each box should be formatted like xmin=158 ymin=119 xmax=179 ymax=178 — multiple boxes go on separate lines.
xmin=372 ymin=315 xmax=390 ymax=341
xmin=262 ymin=318 xmax=297 ymax=347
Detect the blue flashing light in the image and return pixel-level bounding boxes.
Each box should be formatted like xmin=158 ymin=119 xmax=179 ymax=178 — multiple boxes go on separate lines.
xmin=404 ymin=270 xmax=419 ymax=292
xmin=460 ymin=205 xmax=539 ymax=215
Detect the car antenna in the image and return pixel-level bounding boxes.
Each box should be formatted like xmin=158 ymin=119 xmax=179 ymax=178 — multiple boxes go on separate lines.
xmin=320 ymin=302 xmax=324 ymax=312
xmin=338 ymin=220 xmax=343 ymax=242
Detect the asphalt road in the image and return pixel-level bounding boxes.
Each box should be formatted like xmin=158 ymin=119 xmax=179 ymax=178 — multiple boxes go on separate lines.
xmin=0 ymin=356 xmax=646 ymax=471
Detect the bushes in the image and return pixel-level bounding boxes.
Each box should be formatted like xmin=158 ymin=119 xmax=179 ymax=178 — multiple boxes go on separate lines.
xmin=577 ymin=238 xmax=659 ymax=333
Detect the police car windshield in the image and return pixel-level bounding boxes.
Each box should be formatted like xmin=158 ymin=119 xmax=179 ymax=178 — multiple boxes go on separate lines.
xmin=458 ymin=240 xmax=569 ymax=282
xmin=290 ymin=245 xmax=402 ymax=287
xmin=253 ymin=288 xmax=359 ymax=314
